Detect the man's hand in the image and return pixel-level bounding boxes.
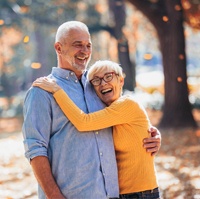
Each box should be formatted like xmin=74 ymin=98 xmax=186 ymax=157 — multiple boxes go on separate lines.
xmin=143 ymin=126 xmax=161 ymax=156
xmin=31 ymin=156 xmax=66 ymax=199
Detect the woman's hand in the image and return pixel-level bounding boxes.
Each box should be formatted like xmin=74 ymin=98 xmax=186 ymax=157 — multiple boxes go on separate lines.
xmin=32 ymin=77 xmax=61 ymax=93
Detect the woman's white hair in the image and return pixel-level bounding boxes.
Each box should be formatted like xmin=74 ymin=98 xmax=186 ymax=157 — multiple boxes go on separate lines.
xmin=87 ymin=60 xmax=124 ymax=81
xmin=55 ymin=21 xmax=89 ymax=43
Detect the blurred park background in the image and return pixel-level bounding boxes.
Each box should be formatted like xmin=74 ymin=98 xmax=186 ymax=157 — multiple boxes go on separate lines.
xmin=0 ymin=0 xmax=200 ymax=198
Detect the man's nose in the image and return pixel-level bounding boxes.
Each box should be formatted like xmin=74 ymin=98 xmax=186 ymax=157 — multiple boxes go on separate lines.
xmin=81 ymin=45 xmax=90 ymax=53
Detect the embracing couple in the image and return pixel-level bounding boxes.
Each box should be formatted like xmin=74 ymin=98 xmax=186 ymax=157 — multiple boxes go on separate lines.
xmin=22 ymin=21 xmax=161 ymax=199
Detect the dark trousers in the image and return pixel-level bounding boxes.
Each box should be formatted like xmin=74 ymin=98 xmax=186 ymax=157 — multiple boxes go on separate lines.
xmin=110 ymin=187 xmax=160 ymax=199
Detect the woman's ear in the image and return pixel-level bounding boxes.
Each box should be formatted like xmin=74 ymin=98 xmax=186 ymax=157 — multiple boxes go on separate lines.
xmin=54 ymin=42 xmax=62 ymax=55
xmin=120 ymin=77 xmax=124 ymax=87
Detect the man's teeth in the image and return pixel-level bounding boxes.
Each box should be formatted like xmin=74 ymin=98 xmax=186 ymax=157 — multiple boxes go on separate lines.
xmin=102 ymin=88 xmax=112 ymax=94
xmin=77 ymin=57 xmax=86 ymax=60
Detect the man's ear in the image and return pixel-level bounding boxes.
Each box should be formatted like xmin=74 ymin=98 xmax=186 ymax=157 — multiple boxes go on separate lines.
xmin=54 ymin=42 xmax=62 ymax=55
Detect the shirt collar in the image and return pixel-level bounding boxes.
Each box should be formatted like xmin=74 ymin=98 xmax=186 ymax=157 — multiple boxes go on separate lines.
xmin=51 ymin=67 xmax=87 ymax=81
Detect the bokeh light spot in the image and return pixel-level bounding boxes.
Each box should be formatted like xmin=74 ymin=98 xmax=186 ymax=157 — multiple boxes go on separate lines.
xmin=179 ymin=54 xmax=184 ymax=60
xmin=177 ymin=77 xmax=182 ymax=82
xmin=31 ymin=62 xmax=41 ymax=69
xmin=163 ymin=16 xmax=169 ymax=22
xmin=0 ymin=19 xmax=4 ymax=25
xmin=175 ymin=4 xmax=181 ymax=11
xmin=23 ymin=36 xmax=30 ymax=43
xmin=143 ymin=53 xmax=153 ymax=60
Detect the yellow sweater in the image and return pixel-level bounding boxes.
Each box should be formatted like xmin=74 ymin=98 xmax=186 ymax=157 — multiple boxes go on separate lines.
xmin=53 ymin=89 xmax=158 ymax=194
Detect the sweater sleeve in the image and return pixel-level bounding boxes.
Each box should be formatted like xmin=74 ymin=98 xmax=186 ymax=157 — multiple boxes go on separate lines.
xmin=53 ymin=89 xmax=143 ymax=132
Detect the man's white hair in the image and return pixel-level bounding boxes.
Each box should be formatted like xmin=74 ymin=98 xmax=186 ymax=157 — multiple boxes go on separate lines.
xmin=55 ymin=21 xmax=89 ymax=43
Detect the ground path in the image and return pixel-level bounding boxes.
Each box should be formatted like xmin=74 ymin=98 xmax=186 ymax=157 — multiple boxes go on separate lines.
xmin=0 ymin=110 xmax=200 ymax=199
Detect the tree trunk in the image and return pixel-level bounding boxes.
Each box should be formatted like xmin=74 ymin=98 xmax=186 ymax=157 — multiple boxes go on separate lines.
xmin=128 ymin=0 xmax=197 ymax=128
xmin=109 ymin=0 xmax=136 ymax=90
xmin=118 ymin=39 xmax=136 ymax=91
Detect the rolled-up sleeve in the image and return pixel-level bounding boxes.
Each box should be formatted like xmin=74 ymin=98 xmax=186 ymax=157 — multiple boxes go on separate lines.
xmin=22 ymin=87 xmax=52 ymax=161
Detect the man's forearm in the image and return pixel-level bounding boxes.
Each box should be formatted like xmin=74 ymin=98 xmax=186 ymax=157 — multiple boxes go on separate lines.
xmin=31 ymin=156 xmax=66 ymax=199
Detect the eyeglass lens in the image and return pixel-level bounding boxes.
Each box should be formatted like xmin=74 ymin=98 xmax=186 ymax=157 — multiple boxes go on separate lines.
xmin=91 ymin=72 xmax=114 ymax=86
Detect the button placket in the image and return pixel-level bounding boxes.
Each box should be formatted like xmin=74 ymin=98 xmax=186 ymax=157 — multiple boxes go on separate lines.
xmin=69 ymin=71 xmax=79 ymax=83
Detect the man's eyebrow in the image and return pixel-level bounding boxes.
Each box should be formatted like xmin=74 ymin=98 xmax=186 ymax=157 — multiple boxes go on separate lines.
xmin=72 ymin=41 xmax=82 ymax=44
xmin=72 ymin=41 xmax=92 ymax=45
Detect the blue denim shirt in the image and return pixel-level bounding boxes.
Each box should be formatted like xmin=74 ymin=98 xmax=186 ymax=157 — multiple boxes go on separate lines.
xmin=22 ymin=67 xmax=119 ymax=199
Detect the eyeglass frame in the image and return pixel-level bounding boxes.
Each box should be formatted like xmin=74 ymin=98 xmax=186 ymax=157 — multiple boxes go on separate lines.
xmin=90 ymin=72 xmax=119 ymax=86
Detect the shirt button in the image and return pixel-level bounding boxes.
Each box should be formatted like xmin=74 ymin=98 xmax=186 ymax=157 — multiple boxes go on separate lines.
xmin=95 ymin=131 xmax=98 ymax=134
xmin=70 ymin=72 xmax=74 ymax=75
xmin=75 ymin=79 xmax=78 ymax=83
xmin=100 ymin=152 xmax=103 ymax=156
xmin=66 ymin=76 xmax=69 ymax=79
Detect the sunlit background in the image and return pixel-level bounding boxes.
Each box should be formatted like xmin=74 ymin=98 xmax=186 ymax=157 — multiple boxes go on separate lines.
xmin=0 ymin=0 xmax=200 ymax=116
xmin=0 ymin=0 xmax=200 ymax=198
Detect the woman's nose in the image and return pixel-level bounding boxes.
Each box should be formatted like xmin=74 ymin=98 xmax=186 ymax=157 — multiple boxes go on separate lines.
xmin=100 ymin=79 xmax=107 ymax=86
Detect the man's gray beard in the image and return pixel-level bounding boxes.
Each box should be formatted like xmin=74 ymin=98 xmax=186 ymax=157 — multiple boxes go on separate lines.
xmin=72 ymin=60 xmax=90 ymax=72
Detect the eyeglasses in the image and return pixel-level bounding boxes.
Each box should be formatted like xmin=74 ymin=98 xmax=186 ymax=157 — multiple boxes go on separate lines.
xmin=90 ymin=72 xmax=118 ymax=86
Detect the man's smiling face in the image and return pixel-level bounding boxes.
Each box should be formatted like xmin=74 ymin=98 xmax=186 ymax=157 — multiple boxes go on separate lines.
xmin=58 ymin=28 xmax=92 ymax=78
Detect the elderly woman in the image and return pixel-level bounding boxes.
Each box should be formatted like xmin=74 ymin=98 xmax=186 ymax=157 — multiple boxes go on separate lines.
xmin=33 ymin=60 xmax=160 ymax=199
